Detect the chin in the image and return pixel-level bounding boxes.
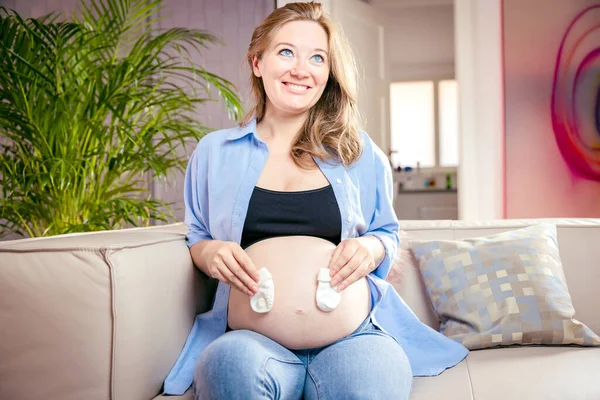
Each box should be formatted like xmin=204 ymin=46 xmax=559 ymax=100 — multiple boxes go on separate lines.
xmin=273 ymin=105 xmax=310 ymax=116
xmin=285 ymin=101 xmax=317 ymax=113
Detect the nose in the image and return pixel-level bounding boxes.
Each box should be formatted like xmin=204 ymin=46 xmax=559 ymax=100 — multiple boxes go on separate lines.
xmin=291 ymin=65 xmax=309 ymax=79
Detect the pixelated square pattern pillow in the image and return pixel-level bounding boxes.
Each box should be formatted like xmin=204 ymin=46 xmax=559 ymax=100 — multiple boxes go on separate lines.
xmin=410 ymin=223 xmax=600 ymax=350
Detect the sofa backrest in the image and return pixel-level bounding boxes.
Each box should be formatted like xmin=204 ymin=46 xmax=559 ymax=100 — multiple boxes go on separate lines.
xmin=392 ymin=218 xmax=600 ymax=336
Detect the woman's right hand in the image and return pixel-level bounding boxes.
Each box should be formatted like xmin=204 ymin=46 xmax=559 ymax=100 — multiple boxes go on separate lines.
xmin=204 ymin=240 xmax=260 ymax=296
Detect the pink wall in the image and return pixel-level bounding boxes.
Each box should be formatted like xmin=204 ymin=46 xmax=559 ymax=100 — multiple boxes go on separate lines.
xmin=503 ymin=0 xmax=600 ymax=218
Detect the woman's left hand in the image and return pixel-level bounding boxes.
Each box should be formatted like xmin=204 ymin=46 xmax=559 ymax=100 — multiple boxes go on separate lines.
xmin=328 ymin=238 xmax=376 ymax=291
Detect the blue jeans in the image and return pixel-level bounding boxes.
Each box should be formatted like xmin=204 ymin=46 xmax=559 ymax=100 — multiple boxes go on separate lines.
xmin=193 ymin=316 xmax=413 ymax=399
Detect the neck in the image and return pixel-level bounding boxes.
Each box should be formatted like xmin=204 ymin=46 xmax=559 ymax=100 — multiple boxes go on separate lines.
xmin=257 ymin=106 xmax=307 ymax=148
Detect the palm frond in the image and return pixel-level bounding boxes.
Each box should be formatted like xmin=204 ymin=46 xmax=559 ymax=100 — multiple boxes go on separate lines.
xmin=0 ymin=0 xmax=243 ymax=238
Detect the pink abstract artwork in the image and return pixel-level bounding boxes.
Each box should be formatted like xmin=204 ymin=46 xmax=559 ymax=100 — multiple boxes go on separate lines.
xmin=551 ymin=5 xmax=600 ymax=181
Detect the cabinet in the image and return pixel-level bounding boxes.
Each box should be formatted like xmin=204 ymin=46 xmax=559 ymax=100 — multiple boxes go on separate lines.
xmin=393 ymin=186 xmax=458 ymax=220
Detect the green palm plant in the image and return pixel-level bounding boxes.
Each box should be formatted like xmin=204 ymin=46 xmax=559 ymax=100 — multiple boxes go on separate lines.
xmin=0 ymin=0 xmax=242 ymax=238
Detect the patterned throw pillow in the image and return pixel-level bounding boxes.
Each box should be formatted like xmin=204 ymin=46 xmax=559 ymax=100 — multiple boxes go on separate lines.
xmin=410 ymin=224 xmax=600 ymax=350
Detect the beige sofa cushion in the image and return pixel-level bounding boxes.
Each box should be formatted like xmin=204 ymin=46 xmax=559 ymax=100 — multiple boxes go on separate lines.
xmin=0 ymin=224 xmax=212 ymax=400
xmin=466 ymin=346 xmax=600 ymax=399
xmin=410 ymin=360 xmax=473 ymax=400
xmin=409 ymin=346 xmax=600 ymax=400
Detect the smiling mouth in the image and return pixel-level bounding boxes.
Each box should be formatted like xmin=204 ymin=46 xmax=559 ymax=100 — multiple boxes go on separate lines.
xmin=283 ymin=82 xmax=311 ymax=92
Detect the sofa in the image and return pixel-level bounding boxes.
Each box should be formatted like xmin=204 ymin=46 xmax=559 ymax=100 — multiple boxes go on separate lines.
xmin=0 ymin=218 xmax=599 ymax=400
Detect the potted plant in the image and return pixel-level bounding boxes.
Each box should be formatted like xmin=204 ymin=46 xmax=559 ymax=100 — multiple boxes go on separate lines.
xmin=0 ymin=0 xmax=242 ymax=238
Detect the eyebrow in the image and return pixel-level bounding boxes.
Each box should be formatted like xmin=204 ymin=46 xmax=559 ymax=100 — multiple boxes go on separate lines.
xmin=275 ymin=42 xmax=328 ymax=54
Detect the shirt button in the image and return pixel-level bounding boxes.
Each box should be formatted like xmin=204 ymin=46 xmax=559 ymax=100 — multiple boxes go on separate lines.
xmin=347 ymin=216 xmax=352 ymax=223
xmin=336 ymin=178 xmax=342 ymax=184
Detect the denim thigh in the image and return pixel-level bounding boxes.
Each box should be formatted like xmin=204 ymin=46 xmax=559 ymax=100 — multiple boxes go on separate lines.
xmin=193 ymin=329 xmax=306 ymax=400
xmin=302 ymin=320 xmax=413 ymax=400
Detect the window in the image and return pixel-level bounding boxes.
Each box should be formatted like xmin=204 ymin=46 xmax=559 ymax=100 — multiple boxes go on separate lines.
xmin=389 ymin=79 xmax=459 ymax=168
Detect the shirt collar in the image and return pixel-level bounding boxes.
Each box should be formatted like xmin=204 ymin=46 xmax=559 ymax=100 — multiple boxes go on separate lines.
xmin=226 ymin=118 xmax=258 ymax=141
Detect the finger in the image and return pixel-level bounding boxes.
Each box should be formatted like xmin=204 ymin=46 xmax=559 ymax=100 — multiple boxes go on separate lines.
xmin=331 ymin=244 xmax=362 ymax=279
xmin=223 ymin=252 xmax=259 ymax=294
xmin=232 ymin=246 xmax=260 ymax=282
xmin=211 ymin=267 xmax=251 ymax=295
xmin=331 ymin=253 xmax=367 ymax=287
xmin=328 ymin=241 xmax=345 ymax=270
xmin=338 ymin=258 xmax=372 ymax=291
xmin=211 ymin=269 xmax=227 ymax=284
xmin=217 ymin=262 xmax=253 ymax=296
xmin=330 ymin=244 xmax=358 ymax=276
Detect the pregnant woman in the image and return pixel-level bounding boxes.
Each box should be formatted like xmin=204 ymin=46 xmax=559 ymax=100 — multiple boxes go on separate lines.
xmin=163 ymin=2 xmax=468 ymax=399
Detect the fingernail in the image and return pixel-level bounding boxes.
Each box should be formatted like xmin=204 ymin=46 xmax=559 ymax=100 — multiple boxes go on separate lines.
xmin=331 ymin=279 xmax=338 ymax=286
xmin=338 ymin=284 xmax=345 ymax=290
xmin=252 ymin=285 xmax=259 ymax=291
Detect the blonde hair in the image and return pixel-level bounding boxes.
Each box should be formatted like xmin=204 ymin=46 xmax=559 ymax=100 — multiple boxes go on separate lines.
xmin=240 ymin=1 xmax=363 ymax=168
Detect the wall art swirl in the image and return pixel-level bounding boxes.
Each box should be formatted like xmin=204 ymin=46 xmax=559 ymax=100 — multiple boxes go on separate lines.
xmin=551 ymin=5 xmax=600 ymax=181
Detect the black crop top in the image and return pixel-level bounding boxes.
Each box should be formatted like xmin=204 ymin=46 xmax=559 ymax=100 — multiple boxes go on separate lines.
xmin=240 ymin=184 xmax=342 ymax=249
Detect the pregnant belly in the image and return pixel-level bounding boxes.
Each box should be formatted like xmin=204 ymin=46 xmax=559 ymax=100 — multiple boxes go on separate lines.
xmin=227 ymin=236 xmax=371 ymax=350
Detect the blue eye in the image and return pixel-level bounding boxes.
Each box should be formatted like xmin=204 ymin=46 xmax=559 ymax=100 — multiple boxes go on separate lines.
xmin=279 ymin=49 xmax=293 ymax=57
xmin=312 ymin=54 xmax=325 ymax=63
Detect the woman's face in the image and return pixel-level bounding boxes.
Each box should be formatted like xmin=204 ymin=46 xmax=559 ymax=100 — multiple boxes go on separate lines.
xmin=253 ymin=20 xmax=330 ymax=117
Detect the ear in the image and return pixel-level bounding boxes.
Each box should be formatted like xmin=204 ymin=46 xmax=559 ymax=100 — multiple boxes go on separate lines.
xmin=252 ymin=55 xmax=262 ymax=78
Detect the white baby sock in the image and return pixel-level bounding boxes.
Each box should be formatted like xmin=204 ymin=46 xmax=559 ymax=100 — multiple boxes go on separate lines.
xmin=250 ymin=267 xmax=275 ymax=313
xmin=316 ymin=268 xmax=341 ymax=312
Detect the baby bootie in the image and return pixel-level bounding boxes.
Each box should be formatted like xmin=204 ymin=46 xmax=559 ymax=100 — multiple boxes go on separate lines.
xmin=250 ymin=267 xmax=275 ymax=313
xmin=316 ymin=267 xmax=341 ymax=312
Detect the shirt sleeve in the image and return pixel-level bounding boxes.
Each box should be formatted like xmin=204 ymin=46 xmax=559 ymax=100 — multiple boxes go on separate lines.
xmin=361 ymin=137 xmax=400 ymax=280
xmin=183 ymin=140 xmax=213 ymax=248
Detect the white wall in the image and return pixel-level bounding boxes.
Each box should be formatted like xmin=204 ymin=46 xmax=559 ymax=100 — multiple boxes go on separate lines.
xmin=454 ymin=0 xmax=504 ymax=220
xmin=382 ymin=4 xmax=455 ymax=82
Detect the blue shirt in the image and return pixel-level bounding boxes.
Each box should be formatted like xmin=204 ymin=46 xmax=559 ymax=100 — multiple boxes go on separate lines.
xmin=163 ymin=119 xmax=468 ymax=395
